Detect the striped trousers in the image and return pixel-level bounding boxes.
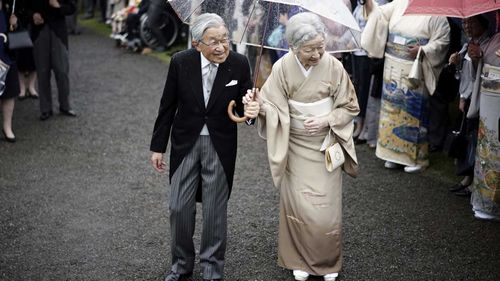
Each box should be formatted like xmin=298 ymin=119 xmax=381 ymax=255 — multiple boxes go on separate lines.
xmin=169 ymin=136 xmax=229 ymax=280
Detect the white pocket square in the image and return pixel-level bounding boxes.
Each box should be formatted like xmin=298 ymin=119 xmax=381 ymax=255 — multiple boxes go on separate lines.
xmin=225 ymin=80 xmax=238 ymax=87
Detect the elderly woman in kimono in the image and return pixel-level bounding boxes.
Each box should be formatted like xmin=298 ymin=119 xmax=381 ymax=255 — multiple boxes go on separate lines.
xmin=360 ymin=0 xmax=450 ymax=173
xmin=243 ymin=12 xmax=359 ymax=281
xmin=468 ymin=32 xmax=500 ymax=221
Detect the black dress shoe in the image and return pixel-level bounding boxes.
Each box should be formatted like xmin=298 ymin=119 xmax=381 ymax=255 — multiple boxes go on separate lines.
xmin=60 ymin=108 xmax=77 ymax=117
xmin=2 ymin=130 xmax=16 ymax=143
xmin=40 ymin=111 xmax=53 ymax=121
xmin=354 ymin=138 xmax=367 ymax=145
xmin=429 ymin=145 xmax=442 ymax=153
xmin=449 ymin=182 xmax=469 ymax=192
xmin=454 ymin=186 xmax=472 ymax=197
xmin=164 ymin=271 xmax=192 ymax=281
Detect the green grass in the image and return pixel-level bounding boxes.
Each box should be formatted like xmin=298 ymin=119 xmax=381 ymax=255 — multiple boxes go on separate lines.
xmin=79 ymin=17 xmax=111 ymax=37
xmin=78 ymin=17 xmax=187 ymax=64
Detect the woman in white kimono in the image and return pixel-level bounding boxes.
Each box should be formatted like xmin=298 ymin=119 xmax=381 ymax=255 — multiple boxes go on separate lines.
xmin=469 ymin=32 xmax=500 ymax=221
xmin=243 ymin=12 xmax=359 ymax=281
xmin=360 ymin=0 xmax=450 ymax=173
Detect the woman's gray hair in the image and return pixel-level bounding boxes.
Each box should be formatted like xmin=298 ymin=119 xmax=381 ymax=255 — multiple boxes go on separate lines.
xmin=285 ymin=12 xmax=326 ymax=50
xmin=191 ymin=13 xmax=227 ymax=42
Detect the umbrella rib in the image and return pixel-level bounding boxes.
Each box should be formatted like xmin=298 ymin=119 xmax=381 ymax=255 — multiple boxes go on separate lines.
xmin=238 ymin=0 xmax=259 ymax=44
xmin=253 ymin=2 xmax=274 ymax=87
xmin=185 ymin=1 xmax=206 ymax=22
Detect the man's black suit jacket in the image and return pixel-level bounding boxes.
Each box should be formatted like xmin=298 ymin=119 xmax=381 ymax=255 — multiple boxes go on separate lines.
xmin=27 ymin=0 xmax=76 ymax=48
xmin=150 ymin=48 xmax=252 ymax=195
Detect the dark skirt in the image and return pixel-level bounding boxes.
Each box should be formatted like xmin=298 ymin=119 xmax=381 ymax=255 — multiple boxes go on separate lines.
xmin=0 ymin=63 xmax=20 ymax=100
xmin=15 ymin=48 xmax=36 ymax=72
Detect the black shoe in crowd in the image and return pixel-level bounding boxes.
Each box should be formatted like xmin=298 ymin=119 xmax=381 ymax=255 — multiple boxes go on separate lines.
xmin=449 ymin=182 xmax=472 ymax=197
xmin=40 ymin=111 xmax=53 ymax=121
xmin=60 ymin=108 xmax=77 ymax=117
xmin=163 ymin=271 xmax=193 ymax=281
xmin=429 ymin=144 xmax=442 ymax=153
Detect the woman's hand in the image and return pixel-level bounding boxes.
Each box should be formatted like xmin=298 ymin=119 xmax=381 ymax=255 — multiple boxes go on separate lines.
xmin=408 ymin=45 xmax=420 ymax=60
xmin=49 ymin=0 xmax=61 ymax=8
xmin=9 ymin=14 xmax=17 ymax=30
xmin=304 ymin=116 xmax=329 ymax=135
xmin=151 ymin=152 xmax=166 ymax=173
xmin=33 ymin=13 xmax=44 ymax=25
xmin=449 ymin=52 xmax=459 ymax=65
xmin=243 ymin=88 xmax=262 ymax=118
xmin=459 ymin=98 xmax=466 ymax=112
xmin=468 ymin=43 xmax=482 ymax=59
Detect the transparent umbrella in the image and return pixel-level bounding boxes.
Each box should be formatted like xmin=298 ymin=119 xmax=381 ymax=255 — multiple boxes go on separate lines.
xmin=168 ymin=0 xmax=361 ymax=122
xmin=169 ymin=0 xmax=360 ymax=52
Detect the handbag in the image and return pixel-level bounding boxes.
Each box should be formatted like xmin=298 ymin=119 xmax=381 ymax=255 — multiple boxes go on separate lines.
xmin=408 ymin=47 xmax=423 ymax=87
xmin=7 ymin=30 xmax=33 ymax=50
xmin=7 ymin=0 xmax=33 ymax=50
xmin=325 ymin=142 xmax=345 ymax=172
xmin=0 ymin=59 xmax=10 ymax=96
xmin=443 ymin=114 xmax=467 ymax=159
xmin=435 ymin=64 xmax=459 ymax=103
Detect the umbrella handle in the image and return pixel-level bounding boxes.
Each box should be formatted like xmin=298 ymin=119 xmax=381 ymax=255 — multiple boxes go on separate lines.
xmin=227 ymin=100 xmax=248 ymax=123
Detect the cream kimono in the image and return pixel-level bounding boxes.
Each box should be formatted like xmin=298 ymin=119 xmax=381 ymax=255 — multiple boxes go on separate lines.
xmin=361 ymin=0 xmax=449 ymax=167
xmin=257 ymin=52 xmax=359 ymax=275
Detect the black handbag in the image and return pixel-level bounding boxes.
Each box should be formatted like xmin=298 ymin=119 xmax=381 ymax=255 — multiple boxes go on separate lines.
xmin=443 ymin=114 xmax=467 ymax=159
xmin=435 ymin=64 xmax=459 ymax=103
xmin=7 ymin=0 xmax=33 ymax=50
xmin=7 ymin=30 xmax=32 ymax=50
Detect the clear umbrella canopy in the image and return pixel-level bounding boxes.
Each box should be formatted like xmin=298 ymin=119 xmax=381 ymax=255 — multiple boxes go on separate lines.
xmin=168 ymin=0 xmax=361 ymax=53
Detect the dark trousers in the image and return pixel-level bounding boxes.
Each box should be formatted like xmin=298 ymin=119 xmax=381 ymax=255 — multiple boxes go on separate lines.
xmin=428 ymin=92 xmax=450 ymax=148
xmin=352 ymin=55 xmax=371 ymax=118
xmin=33 ymin=26 xmax=71 ymax=113
xmin=84 ymin=0 xmax=107 ymax=21
xmin=66 ymin=0 xmax=80 ymax=33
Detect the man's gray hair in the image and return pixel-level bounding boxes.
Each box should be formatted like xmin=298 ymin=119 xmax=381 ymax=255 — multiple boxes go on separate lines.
xmin=285 ymin=12 xmax=326 ymax=50
xmin=191 ymin=13 xmax=227 ymax=42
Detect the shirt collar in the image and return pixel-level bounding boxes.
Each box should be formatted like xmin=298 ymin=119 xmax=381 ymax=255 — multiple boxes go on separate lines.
xmin=200 ymin=52 xmax=219 ymax=69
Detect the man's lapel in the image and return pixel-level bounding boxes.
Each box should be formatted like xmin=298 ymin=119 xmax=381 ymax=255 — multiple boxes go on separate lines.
xmin=206 ymin=57 xmax=232 ymax=111
xmin=189 ymin=52 xmax=206 ymax=110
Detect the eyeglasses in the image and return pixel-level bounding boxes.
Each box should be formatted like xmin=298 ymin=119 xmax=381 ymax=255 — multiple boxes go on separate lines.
xmin=199 ymin=38 xmax=230 ymax=48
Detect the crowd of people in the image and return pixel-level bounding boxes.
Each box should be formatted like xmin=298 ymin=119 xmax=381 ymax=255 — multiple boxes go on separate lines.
xmin=0 ymin=0 xmax=77 ymax=144
xmin=148 ymin=1 xmax=499 ymax=281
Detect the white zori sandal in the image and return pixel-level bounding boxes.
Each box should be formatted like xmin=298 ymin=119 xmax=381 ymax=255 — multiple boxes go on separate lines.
xmin=324 ymin=272 xmax=339 ymax=281
xmin=293 ymin=270 xmax=310 ymax=281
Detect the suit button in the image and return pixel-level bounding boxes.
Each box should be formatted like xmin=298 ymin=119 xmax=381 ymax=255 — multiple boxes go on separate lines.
xmin=204 ymin=116 xmax=208 ymax=121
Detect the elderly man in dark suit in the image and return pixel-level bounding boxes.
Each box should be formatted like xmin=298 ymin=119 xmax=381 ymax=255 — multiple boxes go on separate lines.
xmin=150 ymin=13 xmax=258 ymax=281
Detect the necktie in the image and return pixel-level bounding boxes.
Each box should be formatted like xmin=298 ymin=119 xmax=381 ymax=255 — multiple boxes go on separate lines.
xmin=203 ymin=63 xmax=217 ymax=106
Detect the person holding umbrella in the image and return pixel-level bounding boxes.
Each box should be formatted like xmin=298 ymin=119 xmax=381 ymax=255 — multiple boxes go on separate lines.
xmin=244 ymin=12 xmax=359 ymax=281
xmin=150 ymin=13 xmax=254 ymax=281
xmin=360 ymin=0 xmax=450 ymax=173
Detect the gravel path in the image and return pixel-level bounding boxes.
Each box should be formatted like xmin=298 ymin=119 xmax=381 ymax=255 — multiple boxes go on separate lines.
xmin=1 ymin=29 xmax=499 ymax=281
